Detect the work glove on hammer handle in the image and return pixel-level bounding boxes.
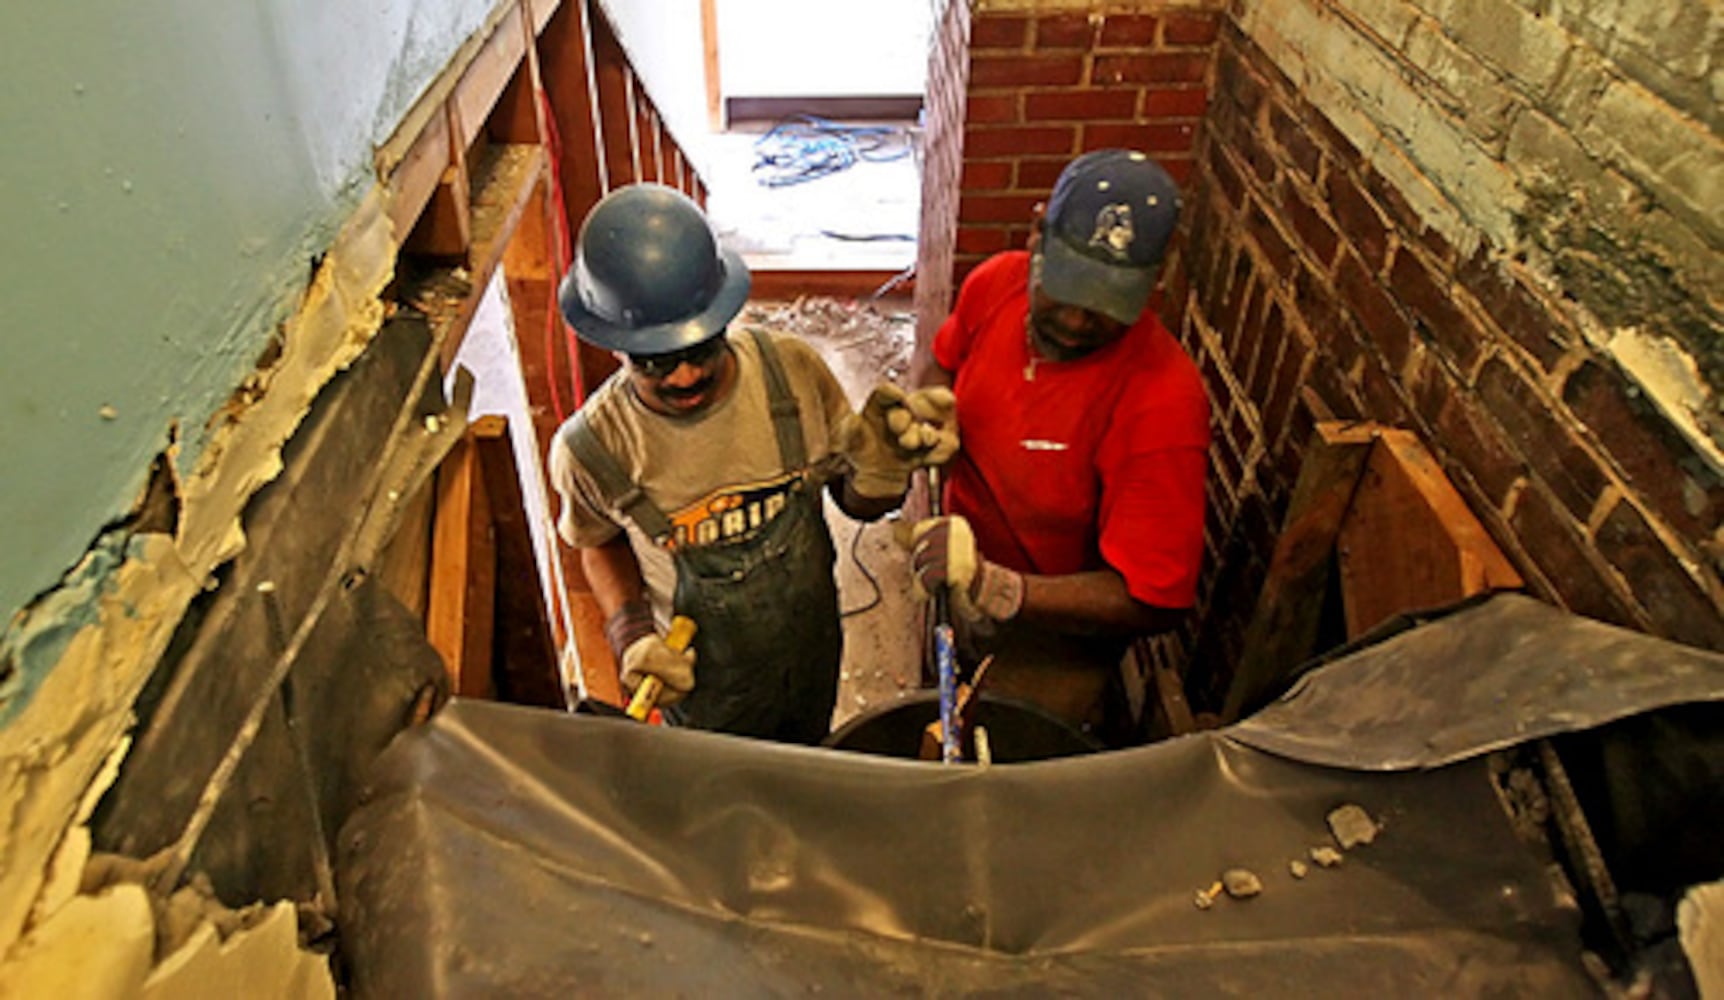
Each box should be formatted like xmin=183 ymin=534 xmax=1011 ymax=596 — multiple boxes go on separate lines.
xmin=836 ymin=384 xmax=961 ymax=500
xmin=606 ymin=600 xmax=696 ymax=706
xmin=909 ymin=515 xmax=1024 ymax=626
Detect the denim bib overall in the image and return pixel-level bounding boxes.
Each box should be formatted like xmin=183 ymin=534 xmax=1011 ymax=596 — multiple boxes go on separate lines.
xmin=566 ymin=330 xmax=842 ymax=743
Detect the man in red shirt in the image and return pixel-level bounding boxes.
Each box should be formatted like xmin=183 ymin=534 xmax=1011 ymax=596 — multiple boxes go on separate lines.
xmin=911 ymin=149 xmax=1210 ymax=739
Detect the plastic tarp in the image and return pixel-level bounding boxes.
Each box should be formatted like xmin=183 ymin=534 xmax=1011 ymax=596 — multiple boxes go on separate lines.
xmin=337 ymin=595 xmax=1724 ymax=996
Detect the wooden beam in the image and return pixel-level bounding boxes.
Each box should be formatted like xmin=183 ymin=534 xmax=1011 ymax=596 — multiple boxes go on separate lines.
xmin=472 ymin=417 xmax=566 ymax=708
xmin=539 ymin=0 xmax=607 ymax=214
xmin=428 ymin=430 xmax=497 ymax=699
xmin=404 ymin=159 xmax=472 ymax=261
xmin=1336 ymin=429 xmax=1523 ymax=638
xmin=589 ymin=12 xmax=636 ymax=191
xmin=454 ymin=3 xmax=528 ymax=151
xmin=701 ymin=0 xmax=723 ymax=131
xmin=1221 ymin=421 xmax=1378 ymax=722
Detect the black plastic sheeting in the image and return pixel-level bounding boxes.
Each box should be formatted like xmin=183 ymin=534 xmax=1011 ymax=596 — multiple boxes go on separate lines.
xmin=1231 ymin=593 xmax=1724 ymax=770
xmin=336 ymin=595 xmax=1723 ymax=996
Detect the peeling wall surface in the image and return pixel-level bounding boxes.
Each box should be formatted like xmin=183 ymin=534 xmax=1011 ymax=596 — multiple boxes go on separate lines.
xmin=0 ymin=0 xmax=497 ymax=636
xmin=0 ymin=0 xmax=502 ymax=968
xmin=1177 ymin=0 xmax=1723 ymax=701
xmin=1233 ymin=0 xmax=1722 ymax=456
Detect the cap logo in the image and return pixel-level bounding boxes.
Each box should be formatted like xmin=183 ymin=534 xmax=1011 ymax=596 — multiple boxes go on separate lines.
xmin=1089 ymin=203 xmax=1135 ymax=261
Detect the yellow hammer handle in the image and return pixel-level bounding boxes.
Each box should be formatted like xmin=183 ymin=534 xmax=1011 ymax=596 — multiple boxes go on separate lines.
xmin=625 ymin=616 xmax=697 ymax=721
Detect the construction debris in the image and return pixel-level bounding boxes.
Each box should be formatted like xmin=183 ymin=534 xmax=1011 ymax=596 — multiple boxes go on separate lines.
xmin=1327 ymin=804 xmax=1380 ymax=849
xmin=1222 ymin=869 xmax=1264 ymax=899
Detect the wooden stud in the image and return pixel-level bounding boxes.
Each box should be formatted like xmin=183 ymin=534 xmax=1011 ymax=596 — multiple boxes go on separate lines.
xmin=701 ymin=0 xmax=723 ymax=131
xmin=589 ymin=12 xmax=637 ymax=190
xmin=537 ymin=0 xmax=607 ymax=219
xmin=1336 ymin=429 xmax=1522 ymax=639
xmin=473 ymin=416 xmax=566 ymax=708
xmin=428 ymin=429 xmax=497 ymax=700
xmin=1221 ymin=421 xmax=1378 ymax=722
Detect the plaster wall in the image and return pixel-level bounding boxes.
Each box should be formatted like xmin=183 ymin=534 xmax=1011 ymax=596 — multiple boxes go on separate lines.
xmin=0 ymin=0 xmax=503 ymax=965
xmin=0 ymin=0 xmax=498 ymax=638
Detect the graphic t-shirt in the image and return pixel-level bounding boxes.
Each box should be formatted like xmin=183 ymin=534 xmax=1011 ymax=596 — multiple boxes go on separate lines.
xmin=550 ymin=329 xmax=852 ymax=618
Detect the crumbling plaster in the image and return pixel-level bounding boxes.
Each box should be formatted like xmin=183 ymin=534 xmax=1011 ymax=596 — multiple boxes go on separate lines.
xmin=1234 ymin=0 xmax=1723 ymax=465
xmin=0 ymin=0 xmax=509 ymax=984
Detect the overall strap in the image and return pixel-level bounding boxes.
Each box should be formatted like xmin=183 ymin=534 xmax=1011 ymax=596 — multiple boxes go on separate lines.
xmin=745 ymin=328 xmax=806 ymax=470
xmin=563 ymin=412 xmax=676 ymax=545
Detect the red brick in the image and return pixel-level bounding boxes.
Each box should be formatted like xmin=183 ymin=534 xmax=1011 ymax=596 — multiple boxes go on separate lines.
xmin=1510 ymin=486 xmax=1641 ymax=628
xmin=965 ymin=94 xmax=1019 ymax=125
xmin=1262 ymin=327 xmax=1311 ymax=438
xmin=971 ymin=55 xmax=1084 ymax=88
xmin=955 ymin=226 xmax=1012 ymax=256
xmin=1283 ymin=182 xmax=1339 ymax=270
xmin=1477 ymin=358 xmax=1609 ymax=520
xmin=1024 ymin=89 xmax=1138 ymax=121
xmin=1595 ymin=500 xmax=1724 ymax=649
xmin=1389 ymin=250 xmax=1483 ymax=371
xmin=1035 ymin=14 xmax=1095 ymax=49
xmin=1357 ymin=356 xmax=1415 ymax=427
xmin=1563 ymin=360 xmax=1723 ymax=540
xmin=963 ymin=125 xmax=1075 ymax=158
xmin=1015 ymin=158 xmax=1068 ymax=190
xmin=1207 ymin=145 xmax=1245 ymax=211
xmin=1457 ymin=252 xmax=1572 ymax=370
xmin=1247 ymin=299 xmax=1287 ymax=403
xmin=1216 ymin=49 xmax=1266 ymax=119
xmin=1430 ymin=386 xmax=1525 ymax=508
xmin=1270 ymin=105 xmax=1321 ymax=184
xmin=1164 ymin=12 xmax=1221 ymax=46
xmin=1161 ymin=156 xmax=1197 ymax=185
xmin=961 ymin=160 xmax=1013 ymax=191
xmin=1362 ymin=163 xmax=1422 ymax=241
xmin=1228 ymin=280 xmax=1265 ymax=370
xmin=1144 ymin=87 xmax=1210 ymax=118
xmin=1246 ymin=200 xmax=1295 ymax=279
xmin=1325 ymin=167 xmax=1389 ymax=270
xmin=958 ymin=193 xmax=1042 ymax=225
xmin=1099 ymin=15 xmax=1159 ymax=47
xmin=1094 ymin=53 xmax=1211 ymax=85
xmin=1305 ymin=348 xmax=1365 ymax=420
xmin=1083 ymin=121 xmax=1196 ymax=153
xmin=1335 ymin=251 xmax=1412 ymax=371
xmin=971 ymin=16 xmax=1028 ymax=50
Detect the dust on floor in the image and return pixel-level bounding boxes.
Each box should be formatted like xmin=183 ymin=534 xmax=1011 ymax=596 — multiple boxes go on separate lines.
xmin=737 ymin=297 xmax=926 ymax=731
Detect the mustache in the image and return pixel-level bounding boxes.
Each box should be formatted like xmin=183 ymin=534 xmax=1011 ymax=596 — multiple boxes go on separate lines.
xmin=656 ymin=376 xmax=715 ymax=400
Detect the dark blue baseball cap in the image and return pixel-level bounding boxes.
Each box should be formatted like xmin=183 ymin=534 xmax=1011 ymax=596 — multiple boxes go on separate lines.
xmin=1037 ymin=149 xmax=1181 ymax=325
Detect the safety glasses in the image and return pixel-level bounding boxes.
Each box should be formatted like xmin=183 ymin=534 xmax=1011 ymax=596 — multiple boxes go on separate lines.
xmin=627 ymin=335 xmax=727 ymax=378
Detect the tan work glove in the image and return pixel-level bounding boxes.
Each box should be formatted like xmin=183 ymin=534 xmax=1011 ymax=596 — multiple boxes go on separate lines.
xmin=620 ymin=633 xmax=697 ymax=706
xmin=836 ymin=384 xmax=962 ymax=499
xmin=908 ymin=515 xmax=1024 ymax=625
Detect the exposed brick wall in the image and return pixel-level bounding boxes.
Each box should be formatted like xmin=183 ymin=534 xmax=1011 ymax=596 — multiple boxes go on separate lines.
xmin=1177 ymin=8 xmax=1724 ymax=709
xmin=953 ymin=2 xmax=1222 ymax=282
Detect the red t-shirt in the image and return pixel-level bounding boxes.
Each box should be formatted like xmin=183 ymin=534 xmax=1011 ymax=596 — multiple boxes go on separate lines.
xmin=933 ymin=251 xmax=1210 ymax=609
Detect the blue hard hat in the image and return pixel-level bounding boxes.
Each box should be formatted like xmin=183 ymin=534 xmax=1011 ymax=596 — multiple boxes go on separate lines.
xmin=558 ymin=184 xmax=751 ymax=354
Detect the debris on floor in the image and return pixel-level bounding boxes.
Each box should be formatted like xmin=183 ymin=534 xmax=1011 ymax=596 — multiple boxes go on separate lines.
xmin=1327 ymin=803 xmax=1380 ymax=849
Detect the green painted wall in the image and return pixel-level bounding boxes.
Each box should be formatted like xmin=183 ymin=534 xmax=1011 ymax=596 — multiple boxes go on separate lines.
xmin=0 ymin=0 xmax=497 ymax=637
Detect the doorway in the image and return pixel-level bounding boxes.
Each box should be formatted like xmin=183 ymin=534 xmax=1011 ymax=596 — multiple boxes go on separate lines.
xmin=698 ymin=0 xmax=935 ymax=276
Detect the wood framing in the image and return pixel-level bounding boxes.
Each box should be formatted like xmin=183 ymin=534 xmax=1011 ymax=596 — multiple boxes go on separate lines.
xmin=1222 ymin=422 xmax=1525 ymax=721
xmin=428 ymin=429 xmax=497 ymax=700
xmin=1336 ymin=429 xmax=1523 ymax=639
